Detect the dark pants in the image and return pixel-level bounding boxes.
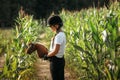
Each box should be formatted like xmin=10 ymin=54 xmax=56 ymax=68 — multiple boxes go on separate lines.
xmin=50 ymin=56 xmax=65 ymax=80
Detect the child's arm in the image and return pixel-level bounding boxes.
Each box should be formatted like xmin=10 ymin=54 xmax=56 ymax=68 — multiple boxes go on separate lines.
xmin=47 ymin=44 xmax=60 ymax=57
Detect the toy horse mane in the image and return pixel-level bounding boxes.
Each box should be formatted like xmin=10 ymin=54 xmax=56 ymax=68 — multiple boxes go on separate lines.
xmin=26 ymin=43 xmax=48 ymax=58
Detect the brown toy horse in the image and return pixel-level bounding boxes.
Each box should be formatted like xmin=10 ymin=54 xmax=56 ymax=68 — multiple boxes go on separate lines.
xmin=26 ymin=43 xmax=48 ymax=58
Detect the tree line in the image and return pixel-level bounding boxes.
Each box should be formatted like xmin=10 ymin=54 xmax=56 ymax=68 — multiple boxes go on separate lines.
xmin=0 ymin=0 xmax=116 ymax=27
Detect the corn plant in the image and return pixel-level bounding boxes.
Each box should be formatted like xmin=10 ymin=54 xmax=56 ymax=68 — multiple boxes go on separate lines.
xmin=0 ymin=9 xmax=43 ymax=79
xmin=0 ymin=29 xmax=12 ymax=56
xmin=60 ymin=2 xmax=120 ymax=80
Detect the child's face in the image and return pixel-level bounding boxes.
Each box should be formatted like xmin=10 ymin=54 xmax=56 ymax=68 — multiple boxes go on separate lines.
xmin=50 ymin=25 xmax=58 ymax=32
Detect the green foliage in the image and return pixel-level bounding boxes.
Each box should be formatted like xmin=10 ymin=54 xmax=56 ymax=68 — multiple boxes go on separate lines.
xmin=0 ymin=11 xmax=43 ymax=79
xmin=0 ymin=29 xmax=12 ymax=56
xmin=60 ymin=2 xmax=120 ymax=80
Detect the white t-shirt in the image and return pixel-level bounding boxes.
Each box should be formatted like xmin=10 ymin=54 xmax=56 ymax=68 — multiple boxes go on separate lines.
xmin=50 ymin=32 xmax=66 ymax=58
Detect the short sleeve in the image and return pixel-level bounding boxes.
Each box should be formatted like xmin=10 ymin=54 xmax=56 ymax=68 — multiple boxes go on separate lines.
xmin=54 ymin=34 xmax=63 ymax=45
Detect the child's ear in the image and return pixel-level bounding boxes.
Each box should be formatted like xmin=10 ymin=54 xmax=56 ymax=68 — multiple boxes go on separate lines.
xmin=55 ymin=24 xmax=59 ymax=29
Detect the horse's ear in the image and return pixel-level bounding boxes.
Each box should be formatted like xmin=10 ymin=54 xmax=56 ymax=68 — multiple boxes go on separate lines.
xmin=26 ymin=42 xmax=36 ymax=54
xmin=27 ymin=43 xmax=35 ymax=48
xmin=28 ymin=42 xmax=33 ymax=46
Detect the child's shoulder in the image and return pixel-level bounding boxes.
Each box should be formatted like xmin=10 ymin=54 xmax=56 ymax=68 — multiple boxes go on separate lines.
xmin=58 ymin=32 xmax=65 ymax=35
xmin=56 ymin=32 xmax=65 ymax=38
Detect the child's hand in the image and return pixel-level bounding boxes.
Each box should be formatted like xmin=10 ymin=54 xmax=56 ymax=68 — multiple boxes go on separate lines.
xmin=43 ymin=55 xmax=49 ymax=60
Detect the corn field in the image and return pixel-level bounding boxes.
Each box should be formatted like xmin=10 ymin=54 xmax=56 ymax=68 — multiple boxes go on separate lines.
xmin=0 ymin=2 xmax=120 ymax=80
xmin=60 ymin=2 xmax=120 ymax=80
xmin=0 ymin=10 xmax=45 ymax=80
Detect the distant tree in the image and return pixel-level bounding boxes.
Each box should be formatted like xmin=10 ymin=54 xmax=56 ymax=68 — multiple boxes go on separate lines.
xmin=0 ymin=0 xmax=117 ymax=27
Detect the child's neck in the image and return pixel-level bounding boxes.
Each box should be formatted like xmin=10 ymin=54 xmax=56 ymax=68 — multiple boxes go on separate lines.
xmin=56 ymin=29 xmax=62 ymax=33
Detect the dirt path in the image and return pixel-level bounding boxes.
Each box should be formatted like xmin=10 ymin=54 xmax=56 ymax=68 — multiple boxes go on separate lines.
xmin=34 ymin=59 xmax=76 ymax=80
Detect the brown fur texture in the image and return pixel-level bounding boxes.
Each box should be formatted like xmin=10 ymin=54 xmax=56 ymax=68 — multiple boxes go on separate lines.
xmin=26 ymin=43 xmax=48 ymax=58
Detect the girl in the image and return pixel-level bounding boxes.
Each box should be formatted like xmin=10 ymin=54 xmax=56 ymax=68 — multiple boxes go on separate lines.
xmin=45 ymin=15 xmax=66 ymax=80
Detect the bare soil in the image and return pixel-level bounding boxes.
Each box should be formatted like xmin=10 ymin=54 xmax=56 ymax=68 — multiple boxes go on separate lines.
xmin=34 ymin=59 xmax=76 ymax=80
